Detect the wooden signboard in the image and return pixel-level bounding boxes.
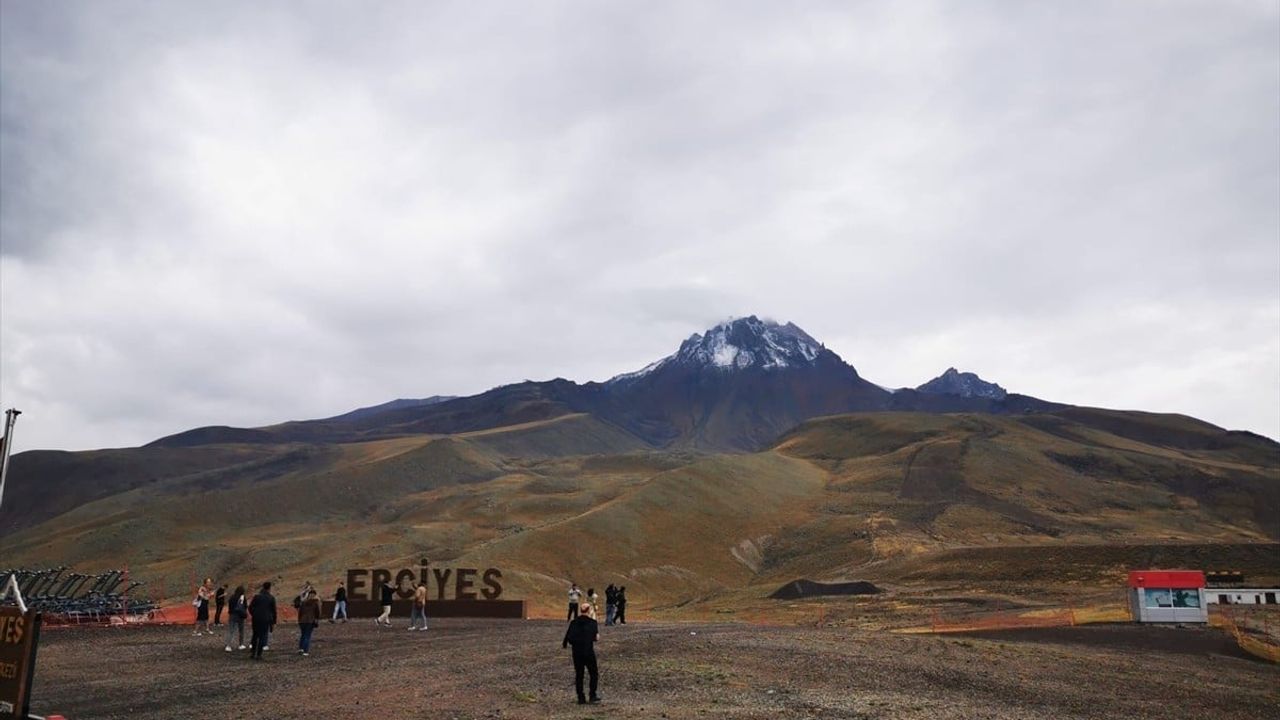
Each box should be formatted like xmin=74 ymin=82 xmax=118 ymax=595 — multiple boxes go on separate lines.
xmin=0 ymin=605 xmax=41 ymax=720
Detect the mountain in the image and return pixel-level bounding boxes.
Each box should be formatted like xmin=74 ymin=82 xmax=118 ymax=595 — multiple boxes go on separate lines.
xmin=596 ymin=316 xmax=891 ymax=449
xmin=324 ymin=396 xmax=457 ymax=423
xmin=2 ymin=409 xmax=1274 ymax=616
xmin=2 ymin=314 xmax=1276 ymax=617
xmin=139 ymin=317 xmax=1077 ymax=452
xmin=916 ymin=367 xmax=1007 ymax=400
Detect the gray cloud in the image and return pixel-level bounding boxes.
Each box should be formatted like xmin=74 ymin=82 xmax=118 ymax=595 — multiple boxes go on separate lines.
xmin=2 ymin=0 xmax=1277 ymax=451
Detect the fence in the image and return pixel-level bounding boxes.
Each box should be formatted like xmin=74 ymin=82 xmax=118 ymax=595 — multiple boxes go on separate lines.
xmin=1212 ymin=607 xmax=1280 ymax=663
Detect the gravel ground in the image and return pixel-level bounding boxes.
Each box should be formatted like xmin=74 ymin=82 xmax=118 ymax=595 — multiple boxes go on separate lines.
xmin=28 ymin=619 xmax=1279 ymax=719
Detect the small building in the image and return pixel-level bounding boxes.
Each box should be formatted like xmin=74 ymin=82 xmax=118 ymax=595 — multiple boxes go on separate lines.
xmin=1128 ymin=570 xmax=1207 ymax=623
xmin=1203 ymin=589 xmax=1279 ymax=606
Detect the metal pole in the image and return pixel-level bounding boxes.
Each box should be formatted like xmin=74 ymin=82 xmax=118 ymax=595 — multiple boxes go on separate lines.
xmin=0 ymin=408 xmax=21 ymax=512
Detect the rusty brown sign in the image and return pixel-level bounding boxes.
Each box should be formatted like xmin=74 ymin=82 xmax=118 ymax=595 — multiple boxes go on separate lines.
xmin=337 ymin=560 xmax=524 ymax=619
xmin=0 ymin=606 xmax=40 ymax=720
xmin=345 ymin=560 xmax=503 ymax=601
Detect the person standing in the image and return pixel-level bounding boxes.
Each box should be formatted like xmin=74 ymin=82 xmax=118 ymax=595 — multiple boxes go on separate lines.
xmin=375 ymin=580 xmax=395 ymax=626
xmin=409 ymin=581 xmax=429 ymax=631
xmin=615 ymin=586 xmax=627 ymax=625
xmin=224 ymin=585 xmax=248 ymax=652
xmin=587 ymin=587 xmax=600 ymax=619
xmin=604 ymin=585 xmax=617 ymax=627
xmin=567 ymin=583 xmax=582 ymax=622
xmin=214 ymin=584 xmax=227 ymax=626
xmin=194 ymin=578 xmax=214 ymax=636
xmin=331 ymin=580 xmax=348 ymax=623
xmin=297 ymin=589 xmax=321 ymax=656
xmin=562 ymin=602 xmax=601 ymax=705
xmin=248 ymin=582 xmax=277 ymax=660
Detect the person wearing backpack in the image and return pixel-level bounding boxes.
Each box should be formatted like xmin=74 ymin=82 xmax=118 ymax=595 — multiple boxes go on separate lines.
xmin=224 ymin=585 xmax=248 ymax=652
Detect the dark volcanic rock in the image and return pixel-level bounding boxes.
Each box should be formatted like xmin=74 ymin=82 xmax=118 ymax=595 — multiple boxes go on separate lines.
xmin=769 ymin=579 xmax=881 ymax=600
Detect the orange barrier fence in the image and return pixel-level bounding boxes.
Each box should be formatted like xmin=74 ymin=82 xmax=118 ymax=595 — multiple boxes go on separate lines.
xmin=930 ymin=607 xmax=1078 ymax=633
xmin=1213 ymin=608 xmax=1280 ymax=663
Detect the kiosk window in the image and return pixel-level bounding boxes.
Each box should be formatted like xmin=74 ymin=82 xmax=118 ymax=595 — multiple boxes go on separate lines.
xmin=1145 ymin=589 xmax=1172 ymax=608
xmin=1173 ymin=589 xmax=1200 ymax=608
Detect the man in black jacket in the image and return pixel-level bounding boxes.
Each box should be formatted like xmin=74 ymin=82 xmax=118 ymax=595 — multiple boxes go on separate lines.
xmin=375 ymin=580 xmax=395 ymax=626
xmin=214 ymin=584 xmax=226 ymax=625
xmin=562 ymin=602 xmax=601 ymax=704
xmin=248 ymin=582 xmax=277 ymax=660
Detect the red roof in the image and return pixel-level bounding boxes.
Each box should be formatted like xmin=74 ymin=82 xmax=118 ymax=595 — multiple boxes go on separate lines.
xmin=1128 ymin=570 xmax=1205 ymax=589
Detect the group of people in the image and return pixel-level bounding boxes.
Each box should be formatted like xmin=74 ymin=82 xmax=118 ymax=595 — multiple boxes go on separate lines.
xmin=192 ymin=578 xmax=325 ymax=658
xmin=566 ymin=582 xmax=627 ymax=625
xmin=193 ymin=573 xmax=628 ymax=706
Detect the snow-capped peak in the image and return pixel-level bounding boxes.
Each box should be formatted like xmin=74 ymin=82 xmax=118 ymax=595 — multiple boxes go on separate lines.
xmin=609 ymin=316 xmax=827 ymax=383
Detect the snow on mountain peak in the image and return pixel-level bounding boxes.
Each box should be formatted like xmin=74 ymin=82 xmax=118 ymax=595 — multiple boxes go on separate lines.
xmin=676 ymin=316 xmax=824 ymax=371
xmin=608 ymin=316 xmax=828 ymax=383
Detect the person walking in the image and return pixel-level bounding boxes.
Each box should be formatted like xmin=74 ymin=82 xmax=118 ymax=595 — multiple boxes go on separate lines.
xmin=194 ymin=578 xmax=214 ymax=636
xmin=224 ymin=584 xmax=248 ymax=652
xmin=604 ymin=585 xmax=617 ymax=627
xmin=214 ymin=584 xmax=227 ymax=626
xmin=331 ymin=580 xmax=348 ymax=623
xmin=615 ymin=586 xmax=627 ymax=625
xmin=409 ymin=581 xmax=429 ymax=631
xmin=248 ymin=582 xmax=277 ymax=660
xmin=567 ymin=583 xmax=582 ymax=622
xmin=562 ymin=602 xmax=601 ymax=705
xmin=297 ymin=589 xmax=321 ymax=656
xmin=375 ymin=580 xmax=395 ymax=626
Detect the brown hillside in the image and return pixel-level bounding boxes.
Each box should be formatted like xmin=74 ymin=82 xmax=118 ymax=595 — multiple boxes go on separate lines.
xmin=2 ymin=410 xmax=1275 ymax=616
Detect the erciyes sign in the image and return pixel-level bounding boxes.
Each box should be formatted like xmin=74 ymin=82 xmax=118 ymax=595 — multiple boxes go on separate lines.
xmin=0 ymin=604 xmax=41 ymax=720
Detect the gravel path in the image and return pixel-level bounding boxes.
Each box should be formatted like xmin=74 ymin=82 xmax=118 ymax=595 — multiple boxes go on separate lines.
xmin=28 ymin=619 xmax=1279 ymax=719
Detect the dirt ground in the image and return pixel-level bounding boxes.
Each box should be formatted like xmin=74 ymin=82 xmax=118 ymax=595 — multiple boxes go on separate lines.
xmin=28 ymin=619 xmax=1279 ymax=720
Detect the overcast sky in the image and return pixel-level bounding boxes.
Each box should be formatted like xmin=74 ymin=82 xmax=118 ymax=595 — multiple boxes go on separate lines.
xmin=2 ymin=1 xmax=1277 ymax=452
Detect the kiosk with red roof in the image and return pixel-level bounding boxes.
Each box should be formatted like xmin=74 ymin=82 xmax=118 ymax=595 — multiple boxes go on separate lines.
xmin=1128 ymin=570 xmax=1207 ymax=623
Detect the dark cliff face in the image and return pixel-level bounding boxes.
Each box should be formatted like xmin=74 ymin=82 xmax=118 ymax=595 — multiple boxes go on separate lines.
xmin=916 ymin=367 xmax=1008 ymax=400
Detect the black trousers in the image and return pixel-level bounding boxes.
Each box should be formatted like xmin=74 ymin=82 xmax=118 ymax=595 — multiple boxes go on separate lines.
xmin=567 ymin=602 xmax=578 ymax=621
xmin=250 ymin=620 xmax=270 ymax=658
xmin=572 ymin=652 xmax=598 ymax=701
xmin=616 ymin=604 xmax=626 ymax=624
xmin=214 ymin=600 xmax=225 ymax=624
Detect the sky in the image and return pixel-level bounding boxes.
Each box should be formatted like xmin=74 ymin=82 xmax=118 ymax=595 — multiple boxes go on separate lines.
xmin=1 ymin=0 xmax=1277 ymax=452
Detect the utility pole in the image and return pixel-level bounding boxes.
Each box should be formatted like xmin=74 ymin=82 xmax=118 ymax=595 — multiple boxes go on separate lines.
xmin=0 ymin=408 xmax=21 ymax=512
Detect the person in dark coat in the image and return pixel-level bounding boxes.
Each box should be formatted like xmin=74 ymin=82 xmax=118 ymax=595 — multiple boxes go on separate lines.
xmin=375 ymin=580 xmax=395 ymax=626
xmin=248 ymin=582 xmax=277 ymax=660
xmin=562 ymin=602 xmax=601 ymax=704
xmin=224 ymin=585 xmax=248 ymax=652
xmin=604 ymin=585 xmax=617 ymax=626
xmin=331 ymin=579 xmax=348 ymax=623
xmin=296 ymin=589 xmax=321 ymax=656
xmin=615 ymin=586 xmax=627 ymax=625
xmin=214 ymin=584 xmax=227 ymax=625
